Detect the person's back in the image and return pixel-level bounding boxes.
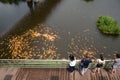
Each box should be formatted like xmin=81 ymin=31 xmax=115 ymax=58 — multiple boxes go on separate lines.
xmin=69 ymin=59 xmax=76 ymax=67
xmin=68 ymin=54 xmax=76 ymax=72
xmin=96 ymin=59 xmax=105 ymax=66
xmin=112 ymin=54 xmax=120 ymax=73
xmin=115 ymin=58 xmax=120 ymax=63
xmin=94 ymin=54 xmax=105 ymax=73
xmin=79 ymin=55 xmax=92 ymax=75
xmin=113 ymin=58 xmax=120 ymax=69
xmin=81 ymin=58 xmax=92 ymax=68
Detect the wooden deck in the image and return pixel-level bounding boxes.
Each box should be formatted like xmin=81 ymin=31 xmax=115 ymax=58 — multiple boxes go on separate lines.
xmin=1 ymin=67 xmax=120 ymax=80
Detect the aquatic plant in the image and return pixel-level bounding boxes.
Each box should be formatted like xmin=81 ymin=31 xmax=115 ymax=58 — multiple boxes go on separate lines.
xmin=97 ymin=16 xmax=120 ymax=34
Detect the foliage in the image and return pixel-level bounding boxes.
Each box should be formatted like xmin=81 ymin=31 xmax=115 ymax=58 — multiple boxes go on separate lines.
xmin=97 ymin=16 xmax=120 ymax=34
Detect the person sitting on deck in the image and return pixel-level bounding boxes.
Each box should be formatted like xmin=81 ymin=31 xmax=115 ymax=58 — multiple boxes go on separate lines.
xmin=111 ymin=53 xmax=120 ymax=74
xmin=79 ymin=54 xmax=92 ymax=75
xmin=68 ymin=54 xmax=76 ymax=72
xmin=94 ymin=54 xmax=105 ymax=73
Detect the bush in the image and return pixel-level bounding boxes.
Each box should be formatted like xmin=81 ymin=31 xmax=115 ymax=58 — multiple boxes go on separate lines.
xmin=97 ymin=16 xmax=120 ymax=34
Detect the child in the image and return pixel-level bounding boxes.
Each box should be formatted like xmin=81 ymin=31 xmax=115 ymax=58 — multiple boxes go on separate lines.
xmin=68 ymin=54 xmax=76 ymax=72
xmin=94 ymin=54 xmax=105 ymax=73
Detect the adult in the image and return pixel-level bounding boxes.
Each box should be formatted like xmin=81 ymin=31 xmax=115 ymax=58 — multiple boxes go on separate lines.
xmin=79 ymin=55 xmax=92 ymax=75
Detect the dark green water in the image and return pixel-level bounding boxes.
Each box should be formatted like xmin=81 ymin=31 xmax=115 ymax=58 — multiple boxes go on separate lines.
xmin=0 ymin=0 xmax=120 ymax=59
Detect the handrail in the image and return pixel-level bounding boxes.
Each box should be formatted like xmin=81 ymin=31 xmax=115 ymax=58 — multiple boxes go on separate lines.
xmin=0 ymin=59 xmax=113 ymax=61
xmin=0 ymin=59 xmax=70 ymax=68
xmin=0 ymin=59 xmax=114 ymax=68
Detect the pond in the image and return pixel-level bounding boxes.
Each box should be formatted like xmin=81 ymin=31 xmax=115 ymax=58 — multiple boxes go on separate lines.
xmin=0 ymin=0 xmax=120 ymax=59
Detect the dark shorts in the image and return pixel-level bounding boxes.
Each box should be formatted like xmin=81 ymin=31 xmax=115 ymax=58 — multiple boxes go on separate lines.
xmin=68 ymin=66 xmax=75 ymax=72
xmin=96 ymin=63 xmax=103 ymax=68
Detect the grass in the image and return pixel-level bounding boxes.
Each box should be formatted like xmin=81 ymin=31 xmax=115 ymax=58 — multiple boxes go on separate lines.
xmin=97 ymin=16 xmax=120 ymax=34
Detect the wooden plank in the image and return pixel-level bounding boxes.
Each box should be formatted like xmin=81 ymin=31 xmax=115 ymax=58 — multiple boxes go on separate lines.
xmin=1 ymin=67 xmax=120 ymax=80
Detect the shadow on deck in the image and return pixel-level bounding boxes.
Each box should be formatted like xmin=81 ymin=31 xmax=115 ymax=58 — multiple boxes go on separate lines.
xmin=0 ymin=67 xmax=120 ymax=80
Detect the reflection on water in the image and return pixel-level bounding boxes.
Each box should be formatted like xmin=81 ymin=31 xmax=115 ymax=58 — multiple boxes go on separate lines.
xmin=0 ymin=1 xmax=29 ymax=35
xmin=0 ymin=0 xmax=25 ymax=5
xmin=0 ymin=0 xmax=62 ymax=59
xmin=7 ymin=0 xmax=61 ymax=36
xmin=26 ymin=0 xmax=45 ymax=12
xmin=83 ymin=0 xmax=94 ymax=3
xmin=0 ymin=0 xmax=120 ymax=59
xmin=27 ymin=1 xmax=33 ymax=12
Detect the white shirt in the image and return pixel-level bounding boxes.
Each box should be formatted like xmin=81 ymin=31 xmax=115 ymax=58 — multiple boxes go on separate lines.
xmin=69 ymin=60 xmax=76 ymax=67
xmin=96 ymin=59 xmax=105 ymax=64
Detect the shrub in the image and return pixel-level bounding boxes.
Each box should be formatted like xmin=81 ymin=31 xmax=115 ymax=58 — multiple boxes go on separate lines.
xmin=97 ymin=16 xmax=120 ymax=34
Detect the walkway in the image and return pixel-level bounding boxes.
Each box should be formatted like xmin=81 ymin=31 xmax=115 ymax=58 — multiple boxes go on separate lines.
xmin=0 ymin=67 xmax=120 ymax=80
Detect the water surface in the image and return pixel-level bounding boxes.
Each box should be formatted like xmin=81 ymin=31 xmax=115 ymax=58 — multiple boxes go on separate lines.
xmin=0 ymin=0 xmax=120 ymax=59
